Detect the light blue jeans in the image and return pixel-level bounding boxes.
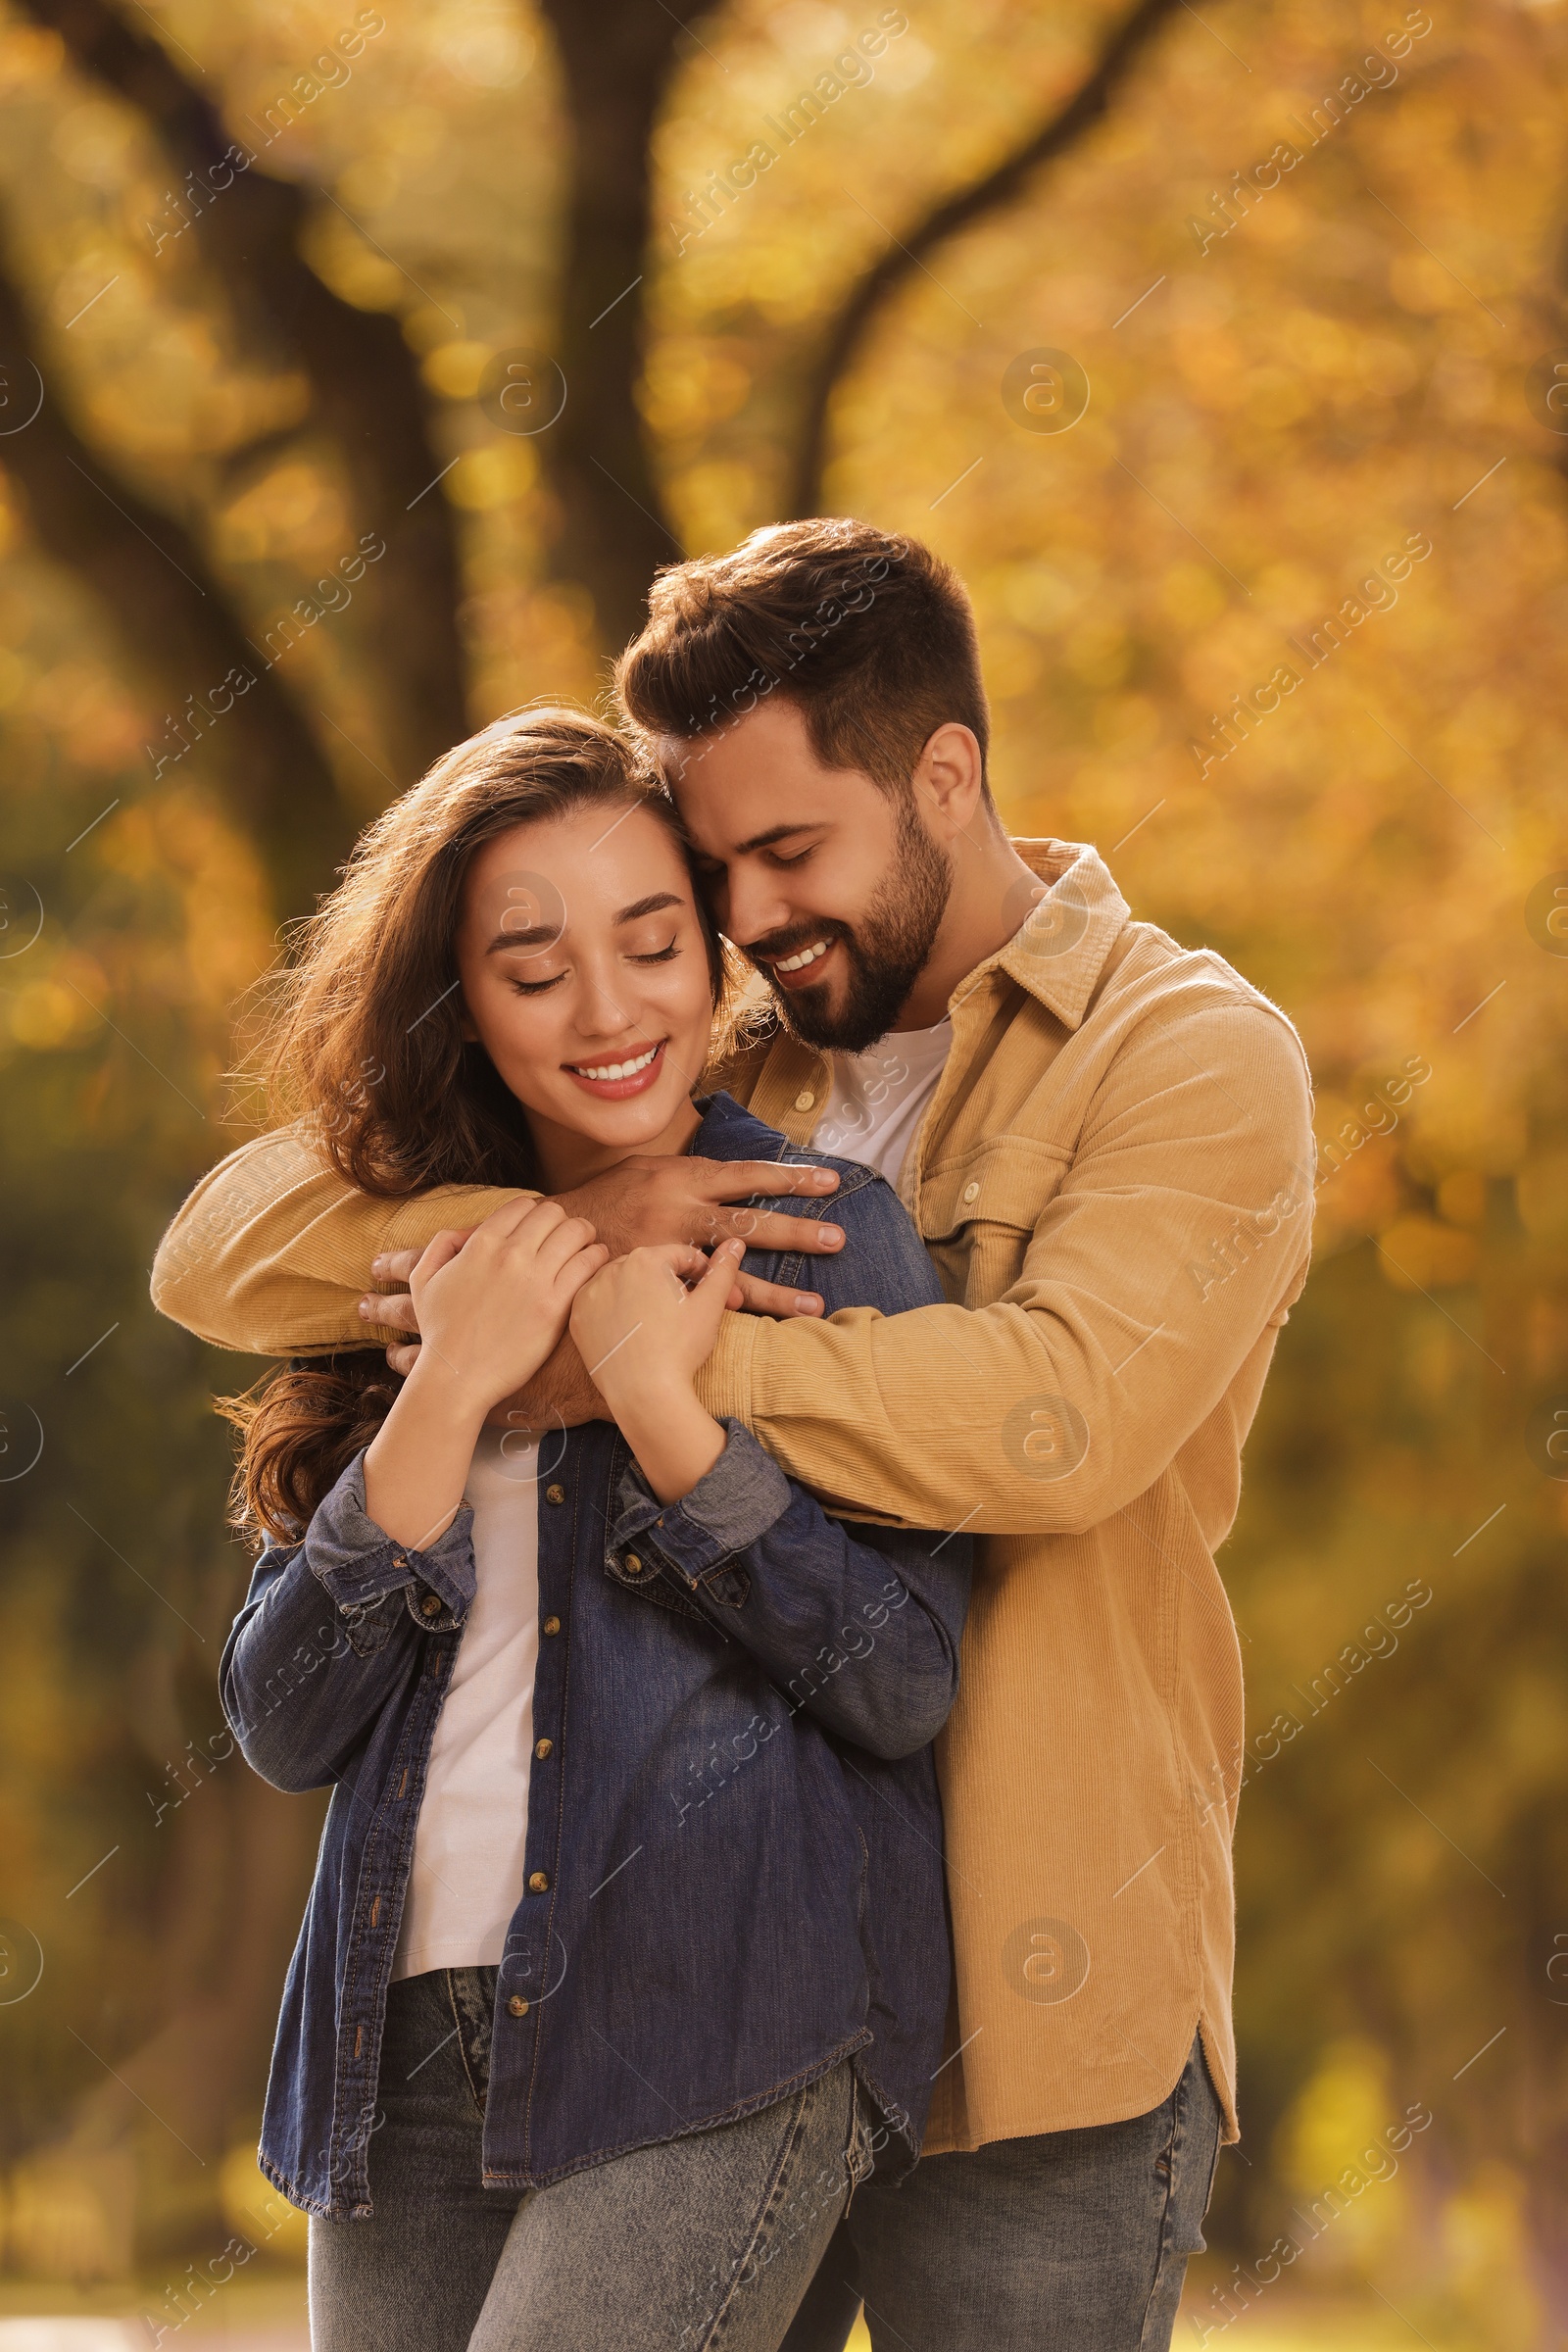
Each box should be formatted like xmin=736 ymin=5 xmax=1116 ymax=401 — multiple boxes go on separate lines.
xmin=308 ymin=1968 xmax=869 ymax=2352
xmin=780 ymin=2034 xmax=1223 ymax=2351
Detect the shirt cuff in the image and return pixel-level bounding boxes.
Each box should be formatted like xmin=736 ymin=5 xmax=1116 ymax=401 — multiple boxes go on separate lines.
xmin=607 ymin=1419 xmax=792 ymax=1588
xmin=305 ymin=1449 xmax=475 ymax=1629
xmin=693 ymin=1311 xmax=758 ymax=1426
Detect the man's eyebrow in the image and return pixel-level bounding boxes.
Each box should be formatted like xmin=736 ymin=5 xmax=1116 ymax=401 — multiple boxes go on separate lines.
xmin=731 ymin=821 xmax=824 ymax=856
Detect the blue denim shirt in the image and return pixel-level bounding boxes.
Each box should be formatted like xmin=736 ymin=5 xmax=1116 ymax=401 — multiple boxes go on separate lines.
xmin=221 ymin=1094 xmax=973 ymax=2216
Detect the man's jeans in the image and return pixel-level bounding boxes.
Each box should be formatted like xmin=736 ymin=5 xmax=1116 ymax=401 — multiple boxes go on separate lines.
xmin=781 ymin=2035 xmax=1223 ymax=2352
xmin=309 ymin=1969 xmax=871 ymax=2352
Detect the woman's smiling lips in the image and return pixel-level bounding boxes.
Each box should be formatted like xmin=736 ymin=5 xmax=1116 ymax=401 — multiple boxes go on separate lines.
xmin=564 ymin=1039 xmax=668 ymax=1100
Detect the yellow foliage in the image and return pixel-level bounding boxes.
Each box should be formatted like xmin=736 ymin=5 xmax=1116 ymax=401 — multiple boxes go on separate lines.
xmin=219 ymin=2143 xmax=310 ymax=2262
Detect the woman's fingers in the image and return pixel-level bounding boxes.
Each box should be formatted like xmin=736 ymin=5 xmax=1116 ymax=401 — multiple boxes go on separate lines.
xmin=525 ymin=1212 xmax=601 ymax=1283
xmin=410 ymin=1227 xmax=472 ymax=1288
xmin=474 ymin=1196 xmax=565 ymax=1248
xmin=557 ymin=1241 xmax=612 ymax=1298
xmin=692 ymin=1239 xmax=744 ymax=1318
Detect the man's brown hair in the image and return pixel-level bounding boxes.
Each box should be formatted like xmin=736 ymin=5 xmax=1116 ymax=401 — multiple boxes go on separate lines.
xmin=614 ymin=517 xmax=992 ymax=797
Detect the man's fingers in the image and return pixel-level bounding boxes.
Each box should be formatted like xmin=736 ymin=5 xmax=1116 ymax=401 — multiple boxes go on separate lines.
xmin=369 ymin=1247 xmax=422 ymax=1286
xmin=731 ymin=1270 xmax=826 ymax=1319
xmin=385 ymin=1341 xmax=420 ymax=1375
xmin=361 ymin=1290 xmax=420 ymax=1332
xmin=702 ymin=1205 xmax=845 ymax=1254
xmin=693 ymin=1158 xmax=839 ymax=1200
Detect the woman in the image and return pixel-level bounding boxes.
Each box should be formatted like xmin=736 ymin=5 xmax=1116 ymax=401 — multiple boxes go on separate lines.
xmin=216 ymin=708 xmax=971 ymax=2352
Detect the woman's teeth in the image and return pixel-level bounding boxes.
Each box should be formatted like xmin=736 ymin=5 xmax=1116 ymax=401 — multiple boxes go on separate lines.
xmin=774 ymin=940 xmax=830 ymax=973
xmin=570 ymin=1044 xmax=660 ymax=1080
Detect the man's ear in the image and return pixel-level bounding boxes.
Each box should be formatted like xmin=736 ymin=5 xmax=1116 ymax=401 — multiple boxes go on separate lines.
xmin=912 ymin=722 xmax=987 ymax=837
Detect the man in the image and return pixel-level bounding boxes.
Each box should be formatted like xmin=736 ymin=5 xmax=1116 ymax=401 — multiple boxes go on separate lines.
xmin=153 ymin=519 xmax=1314 ymax=2349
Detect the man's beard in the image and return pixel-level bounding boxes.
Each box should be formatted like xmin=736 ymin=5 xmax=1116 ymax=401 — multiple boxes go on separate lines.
xmin=756 ymin=800 xmax=954 ymax=1054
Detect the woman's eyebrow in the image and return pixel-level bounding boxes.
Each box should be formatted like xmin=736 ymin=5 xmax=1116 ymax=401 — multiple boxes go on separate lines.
xmin=486 ymin=923 xmax=561 ymax=952
xmin=614 ymin=892 xmax=682 ymax=923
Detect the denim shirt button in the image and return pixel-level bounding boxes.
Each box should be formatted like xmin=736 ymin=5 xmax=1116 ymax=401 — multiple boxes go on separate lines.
xmin=542 ymin=1615 xmax=561 ymax=1636
xmin=418 ymin=1591 xmax=441 ymax=1617
xmin=623 ymin=1553 xmax=644 ymax=1575
xmin=528 ymin=1871 xmax=550 ymax=1893
xmin=507 ymin=1995 xmax=529 ymax=2017
xmin=546 ymin=1485 xmax=565 ymax=1504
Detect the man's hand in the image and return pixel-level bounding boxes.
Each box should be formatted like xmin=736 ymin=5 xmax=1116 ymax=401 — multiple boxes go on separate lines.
xmin=482 ymin=1330 xmax=604 ymax=1435
xmin=359 ymin=1155 xmax=843 ymax=1332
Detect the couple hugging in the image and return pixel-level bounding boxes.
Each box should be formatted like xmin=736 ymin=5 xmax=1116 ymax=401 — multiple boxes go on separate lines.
xmin=152 ymin=518 xmax=1314 ymax=2352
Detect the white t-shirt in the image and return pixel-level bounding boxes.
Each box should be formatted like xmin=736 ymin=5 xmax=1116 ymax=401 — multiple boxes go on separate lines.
xmin=392 ymin=1427 xmax=540 ymax=1981
xmin=811 ymin=1018 xmax=955 ymax=1190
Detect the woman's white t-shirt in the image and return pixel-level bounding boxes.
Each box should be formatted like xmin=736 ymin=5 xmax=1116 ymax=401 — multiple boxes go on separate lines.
xmin=391 ymin=1426 xmax=542 ymax=1981
xmin=389 ymin=1030 xmax=956 ymax=1979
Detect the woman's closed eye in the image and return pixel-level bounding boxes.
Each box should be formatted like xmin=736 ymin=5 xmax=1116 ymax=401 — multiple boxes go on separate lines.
xmin=628 ymin=934 xmax=680 ymax=965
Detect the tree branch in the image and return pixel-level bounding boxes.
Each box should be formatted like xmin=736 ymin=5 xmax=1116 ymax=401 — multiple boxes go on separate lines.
xmin=786 ymin=0 xmax=1185 ymax=518
xmin=16 ymin=0 xmax=468 ymax=783
xmin=535 ymin=0 xmax=690 ymax=650
xmin=0 ymin=235 xmax=348 ymax=914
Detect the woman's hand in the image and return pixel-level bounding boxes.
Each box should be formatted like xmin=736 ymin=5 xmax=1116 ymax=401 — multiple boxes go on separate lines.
xmin=364 ymin=1200 xmax=606 ymax=1553
xmin=568 ymin=1240 xmax=744 ymax=1503
xmin=411 ymin=1198 xmax=608 ymax=1415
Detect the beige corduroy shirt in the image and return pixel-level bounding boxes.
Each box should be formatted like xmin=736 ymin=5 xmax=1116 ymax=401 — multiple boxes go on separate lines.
xmin=151 ymin=840 xmax=1315 ymax=2150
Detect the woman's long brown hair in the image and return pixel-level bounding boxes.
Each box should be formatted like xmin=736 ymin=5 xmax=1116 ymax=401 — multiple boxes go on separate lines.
xmin=220 ymin=706 xmax=734 ymax=1547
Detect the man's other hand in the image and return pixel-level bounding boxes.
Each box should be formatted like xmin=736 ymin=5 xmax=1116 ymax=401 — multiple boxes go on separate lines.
xmin=359 ymin=1154 xmax=842 ymax=1331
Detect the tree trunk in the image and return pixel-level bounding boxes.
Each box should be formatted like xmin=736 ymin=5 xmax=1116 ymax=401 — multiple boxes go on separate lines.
xmin=785 ymin=0 xmax=1185 ymax=518
xmin=535 ymin=0 xmax=689 ymax=652
xmin=0 ymin=237 xmax=349 ymax=914
xmin=16 ymin=0 xmax=469 ymax=788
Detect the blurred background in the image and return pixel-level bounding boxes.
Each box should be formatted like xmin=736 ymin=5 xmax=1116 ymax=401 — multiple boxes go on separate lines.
xmin=0 ymin=0 xmax=1564 ymax=2343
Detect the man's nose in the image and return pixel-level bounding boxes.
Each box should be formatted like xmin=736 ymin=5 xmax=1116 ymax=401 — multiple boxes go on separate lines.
xmin=724 ymin=868 xmax=793 ymax=950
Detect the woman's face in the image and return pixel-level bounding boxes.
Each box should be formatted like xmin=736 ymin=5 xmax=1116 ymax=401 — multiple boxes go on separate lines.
xmin=454 ymin=802 xmax=714 ymax=1187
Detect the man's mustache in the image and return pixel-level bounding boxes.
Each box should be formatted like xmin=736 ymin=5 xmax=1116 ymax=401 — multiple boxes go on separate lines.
xmin=741 ymin=919 xmax=853 ymax=971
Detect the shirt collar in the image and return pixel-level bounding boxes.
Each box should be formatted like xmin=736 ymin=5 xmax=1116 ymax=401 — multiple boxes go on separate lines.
xmin=952 ymin=838 xmax=1130 ymax=1033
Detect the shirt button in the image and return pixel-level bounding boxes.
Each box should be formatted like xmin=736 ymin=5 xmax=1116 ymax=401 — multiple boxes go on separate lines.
xmin=962 ymin=1180 xmax=980 ymax=1203
xmin=419 ymin=1592 xmax=441 ymax=1617
xmin=546 ymin=1485 xmax=565 ymax=1504
xmin=624 ymin=1553 xmax=644 ymax=1576
xmin=507 ymin=1995 xmax=529 ymax=2017
xmin=534 ymin=1738 xmax=553 ymax=1760
xmin=528 ymin=1871 xmax=550 ymax=1894
xmin=794 ymin=1090 xmax=815 ymax=1112
xmin=542 ymin=1615 xmax=561 ymax=1637
xmin=392 ymin=1554 xmax=407 ymax=1570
